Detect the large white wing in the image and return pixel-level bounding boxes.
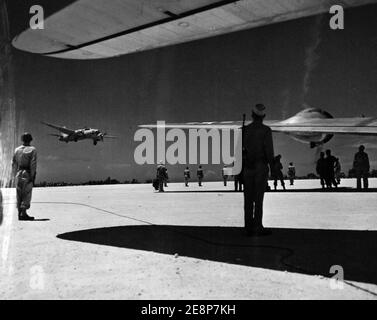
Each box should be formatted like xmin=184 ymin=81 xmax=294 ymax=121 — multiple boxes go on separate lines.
xmin=140 ymin=117 xmax=377 ymax=136
xmin=12 ymin=0 xmax=377 ymax=59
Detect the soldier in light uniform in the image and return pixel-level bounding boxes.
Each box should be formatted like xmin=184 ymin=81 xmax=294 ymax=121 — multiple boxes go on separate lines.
xmin=12 ymin=133 xmax=37 ymax=221
xmin=242 ymin=104 xmax=274 ymax=236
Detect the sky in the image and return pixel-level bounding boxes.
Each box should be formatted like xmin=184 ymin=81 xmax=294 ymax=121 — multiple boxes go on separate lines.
xmin=5 ymin=2 xmax=377 ymax=183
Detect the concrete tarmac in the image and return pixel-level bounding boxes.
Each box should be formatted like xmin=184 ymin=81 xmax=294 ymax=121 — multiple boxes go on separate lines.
xmin=1 ymin=179 xmax=377 ymax=299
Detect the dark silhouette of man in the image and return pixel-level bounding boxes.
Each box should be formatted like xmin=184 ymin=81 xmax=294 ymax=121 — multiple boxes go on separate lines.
xmin=242 ymin=104 xmax=274 ymax=236
xmin=316 ymin=152 xmax=326 ymax=189
xmin=324 ymin=149 xmax=338 ymax=189
xmin=353 ymin=145 xmax=370 ymax=190
xmin=271 ymin=155 xmax=286 ymax=190
xmin=197 ymin=165 xmax=204 ymax=186
xmin=156 ymin=161 xmax=168 ymax=192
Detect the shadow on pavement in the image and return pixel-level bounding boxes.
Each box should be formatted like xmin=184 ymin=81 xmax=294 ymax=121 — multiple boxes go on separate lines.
xmin=58 ymin=225 xmax=377 ymax=285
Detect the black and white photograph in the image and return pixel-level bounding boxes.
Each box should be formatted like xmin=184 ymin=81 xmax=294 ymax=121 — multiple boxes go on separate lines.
xmin=1 ymin=0 xmax=377 ymax=304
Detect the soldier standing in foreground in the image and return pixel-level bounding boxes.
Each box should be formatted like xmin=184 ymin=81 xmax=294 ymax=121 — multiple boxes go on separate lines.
xmin=12 ymin=133 xmax=37 ymax=221
xmin=242 ymin=104 xmax=275 ymax=236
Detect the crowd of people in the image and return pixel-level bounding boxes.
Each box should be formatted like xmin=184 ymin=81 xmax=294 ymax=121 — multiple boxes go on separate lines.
xmin=153 ymin=145 xmax=371 ymax=193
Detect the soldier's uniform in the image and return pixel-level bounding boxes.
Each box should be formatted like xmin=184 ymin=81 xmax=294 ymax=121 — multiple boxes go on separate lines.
xmin=12 ymin=134 xmax=37 ymax=220
xmin=353 ymin=146 xmax=370 ymax=190
xmin=242 ymin=104 xmax=274 ymax=235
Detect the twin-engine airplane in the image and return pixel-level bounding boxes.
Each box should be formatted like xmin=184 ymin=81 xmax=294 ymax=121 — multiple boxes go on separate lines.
xmin=140 ymin=108 xmax=377 ymax=148
xmin=42 ymin=122 xmax=117 ymax=145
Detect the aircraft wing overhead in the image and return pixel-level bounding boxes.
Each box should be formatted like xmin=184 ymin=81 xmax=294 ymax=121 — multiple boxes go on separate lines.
xmin=140 ymin=117 xmax=377 ymax=135
xmin=41 ymin=121 xmax=75 ymax=135
xmin=12 ymin=0 xmax=377 ymax=59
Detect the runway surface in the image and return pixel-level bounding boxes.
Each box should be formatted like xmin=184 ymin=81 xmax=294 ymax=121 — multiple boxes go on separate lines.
xmin=1 ymin=178 xmax=377 ymax=299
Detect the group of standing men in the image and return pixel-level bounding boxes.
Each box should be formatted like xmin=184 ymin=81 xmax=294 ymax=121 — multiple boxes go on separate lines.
xmin=316 ymin=146 xmax=370 ymax=190
xmin=316 ymin=150 xmax=341 ymax=189
xmin=155 ymin=163 xmax=204 ymax=192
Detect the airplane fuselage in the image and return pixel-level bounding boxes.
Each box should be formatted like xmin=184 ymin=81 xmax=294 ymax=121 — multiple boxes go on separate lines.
xmin=58 ymin=128 xmax=103 ymax=144
xmin=273 ymin=108 xmax=335 ymax=148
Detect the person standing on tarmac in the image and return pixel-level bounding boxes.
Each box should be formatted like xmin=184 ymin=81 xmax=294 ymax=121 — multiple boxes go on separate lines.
xmin=242 ymin=104 xmax=275 ymax=236
xmin=156 ymin=161 xmax=168 ymax=192
xmin=353 ymin=145 xmax=370 ymax=190
xmin=287 ymin=162 xmax=296 ymax=186
xmin=316 ymin=152 xmax=327 ymax=189
xmin=324 ymin=149 xmax=338 ymax=189
xmin=12 ymin=133 xmax=37 ymax=221
xmin=197 ymin=165 xmax=204 ymax=187
xmin=271 ymin=155 xmax=286 ymax=190
xmin=184 ymin=167 xmax=190 ymax=187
